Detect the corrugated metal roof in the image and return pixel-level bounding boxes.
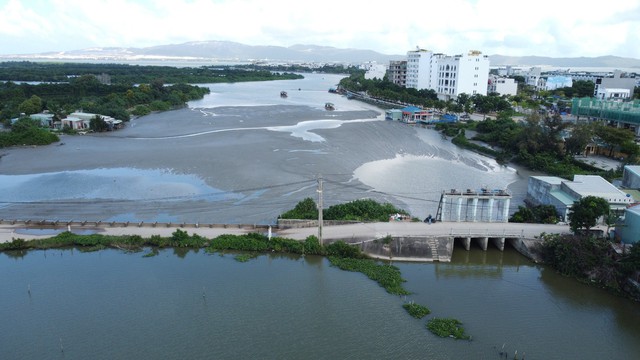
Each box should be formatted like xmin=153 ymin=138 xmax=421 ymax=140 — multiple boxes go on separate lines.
xmin=567 ymin=175 xmax=629 ymax=200
xmin=530 ymin=176 xmax=564 ymax=185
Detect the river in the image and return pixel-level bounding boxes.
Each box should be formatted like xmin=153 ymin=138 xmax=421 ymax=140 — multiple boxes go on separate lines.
xmin=0 ymin=73 xmax=526 ymax=224
xmin=0 ymin=73 xmax=638 ymax=359
xmin=1 ymin=247 xmax=638 ymax=359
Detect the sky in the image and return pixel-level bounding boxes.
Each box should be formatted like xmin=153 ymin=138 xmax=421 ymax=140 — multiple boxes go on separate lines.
xmin=1 ymin=0 xmax=640 ymax=58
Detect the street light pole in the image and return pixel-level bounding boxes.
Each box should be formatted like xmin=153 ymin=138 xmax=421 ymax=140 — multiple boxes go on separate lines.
xmin=317 ymin=176 xmax=323 ymax=246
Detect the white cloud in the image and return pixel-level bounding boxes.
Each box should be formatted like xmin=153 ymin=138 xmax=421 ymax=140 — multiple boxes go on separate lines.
xmin=0 ymin=0 xmax=639 ymax=58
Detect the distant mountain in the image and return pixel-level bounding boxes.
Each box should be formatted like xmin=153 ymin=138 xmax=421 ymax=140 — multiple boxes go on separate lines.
xmin=489 ymin=55 xmax=640 ymax=69
xmin=2 ymin=41 xmax=639 ymax=69
xmin=2 ymin=40 xmax=405 ymax=64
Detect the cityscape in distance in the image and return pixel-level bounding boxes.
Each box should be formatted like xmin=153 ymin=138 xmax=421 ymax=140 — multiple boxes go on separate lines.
xmin=2 ymin=40 xmax=640 ymax=70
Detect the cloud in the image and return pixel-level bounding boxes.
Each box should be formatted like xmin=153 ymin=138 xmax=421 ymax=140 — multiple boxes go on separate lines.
xmin=0 ymin=0 xmax=639 ymax=59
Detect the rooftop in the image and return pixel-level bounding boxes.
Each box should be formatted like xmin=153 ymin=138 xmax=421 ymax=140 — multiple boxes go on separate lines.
xmin=566 ymin=175 xmax=632 ymax=202
xmin=625 ymin=165 xmax=640 ymax=177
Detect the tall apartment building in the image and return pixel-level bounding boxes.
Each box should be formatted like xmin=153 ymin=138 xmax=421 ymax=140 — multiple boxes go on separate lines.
xmin=386 ymin=60 xmax=407 ymax=87
xmin=403 ymin=48 xmax=489 ymax=100
xmin=405 ymin=48 xmax=441 ymax=90
xmin=436 ymin=51 xmax=490 ymax=100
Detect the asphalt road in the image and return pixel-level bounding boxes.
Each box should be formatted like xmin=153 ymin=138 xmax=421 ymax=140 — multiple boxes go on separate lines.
xmin=0 ymin=221 xmax=574 ymax=244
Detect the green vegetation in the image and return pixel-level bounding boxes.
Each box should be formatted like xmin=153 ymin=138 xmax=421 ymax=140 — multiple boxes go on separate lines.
xmin=540 ymin=234 xmax=640 ymax=297
xmin=402 ymin=302 xmax=431 ymax=319
xmin=0 ymin=76 xmax=209 ymax=124
xmin=0 ymin=61 xmax=303 ymax=84
xmin=568 ymin=196 xmax=610 ymax=234
xmin=234 ymin=253 xmax=259 ymax=262
xmin=328 ymin=256 xmax=409 ymax=295
xmin=426 ymin=318 xmax=471 ymax=340
xmin=0 ymin=117 xmax=59 ymax=147
xmin=323 ymin=240 xmax=409 ymax=295
xmin=279 ymin=197 xmax=410 ymax=222
xmin=279 ymin=197 xmax=318 ymax=220
xmin=510 ymin=204 xmax=559 ymax=224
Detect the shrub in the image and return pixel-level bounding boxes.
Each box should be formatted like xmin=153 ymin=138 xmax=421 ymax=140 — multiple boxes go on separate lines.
xmin=402 ymin=302 xmax=431 ymax=319
xmin=426 ymin=318 xmax=470 ymax=340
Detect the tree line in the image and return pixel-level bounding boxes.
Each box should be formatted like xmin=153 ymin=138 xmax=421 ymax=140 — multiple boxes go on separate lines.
xmin=0 ymin=61 xmax=303 ymax=84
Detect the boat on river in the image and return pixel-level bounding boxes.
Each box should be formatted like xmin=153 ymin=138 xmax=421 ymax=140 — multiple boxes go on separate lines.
xmin=325 ymin=102 xmax=335 ymax=110
xmin=280 ymin=91 xmax=288 ymax=98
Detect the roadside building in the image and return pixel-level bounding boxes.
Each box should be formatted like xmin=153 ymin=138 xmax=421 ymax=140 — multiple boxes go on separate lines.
xmin=594 ymin=70 xmax=636 ymax=100
xmin=487 ymin=76 xmax=518 ymax=96
xmin=386 ymin=60 xmax=407 ymax=87
xmin=385 ymin=109 xmax=402 ymax=121
xmin=527 ymin=175 xmax=634 ymax=221
xmin=405 ymin=48 xmax=440 ymax=91
xmin=69 ymin=111 xmax=123 ymax=130
xmin=525 ymin=67 xmax=543 ymax=90
xmin=436 ymin=50 xmax=490 ymax=100
xmin=61 ymin=116 xmax=89 ymax=130
xmin=404 ymin=48 xmax=489 ymax=100
xmin=400 ymin=106 xmax=433 ymax=124
xmin=623 ymin=165 xmax=640 ymax=189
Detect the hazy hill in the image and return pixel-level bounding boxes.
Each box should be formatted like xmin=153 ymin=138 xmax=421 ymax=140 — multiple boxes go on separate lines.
xmin=488 ymin=55 xmax=640 ymax=69
xmin=2 ymin=40 xmax=639 ymax=69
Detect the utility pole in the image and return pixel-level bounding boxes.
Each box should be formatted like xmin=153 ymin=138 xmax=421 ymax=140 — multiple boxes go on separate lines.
xmin=317 ymin=175 xmax=323 ymax=246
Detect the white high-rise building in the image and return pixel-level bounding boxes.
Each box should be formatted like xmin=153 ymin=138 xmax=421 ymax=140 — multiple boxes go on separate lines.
xmin=436 ymin=50 xmax=490 ymax=100
xmin=404 ymin=48 xmax=490 ymax=100
xmin=405 ymin=48 xmax=441 ymax=90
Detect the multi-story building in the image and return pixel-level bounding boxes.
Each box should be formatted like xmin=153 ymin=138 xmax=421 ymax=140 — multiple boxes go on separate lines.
xmin=386 ymin=60 xmax=407 ymax=87
xmin=487 ymin=76 xmax=518 ymax=96
xmin=524 ymin=67 xmax=543 ymax=90
xmin=594 ymin=70 xmax=636 ymax=100
xmin=402 ymin=48 xmax=489 ymax=100
xmin=405 ymin=48 xmax=440 ymax=90
xmin=436 ymin=50 xmax=490 ymax=100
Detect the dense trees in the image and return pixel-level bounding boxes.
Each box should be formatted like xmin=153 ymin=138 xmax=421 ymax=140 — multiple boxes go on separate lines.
xmin=568 ymin=196 xmax=611 ymax=234
xmin=0 ymin=117 xmax=59 ymax=147
xmin=0 ymin=75 xmax=210 ymax=123
xmin=0 ymin=61 xmax=303 ymax=84
xmin=510 ymin=204 xmax=559 ymax=224
xmin=279 ymin=198 xmax=410 ymax=222
xmin=89 ymin=115 xmax=108 ymax=132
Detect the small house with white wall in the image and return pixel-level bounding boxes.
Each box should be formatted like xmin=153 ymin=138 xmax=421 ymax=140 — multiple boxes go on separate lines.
xmin=61 ymin=116 xmax=89 ymax=130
